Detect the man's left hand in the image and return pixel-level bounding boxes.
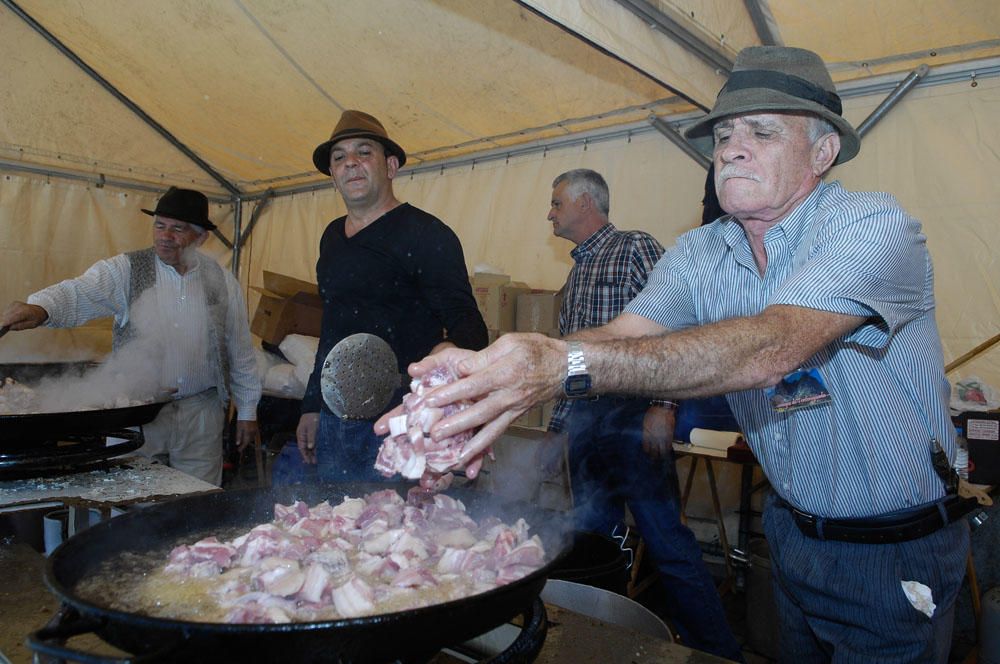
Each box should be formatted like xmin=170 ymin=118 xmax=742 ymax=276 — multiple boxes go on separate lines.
xmin=642 ymin=404 xmax=676 ymax=461
xmin=235 ymin=420 xmax=259 ymax=453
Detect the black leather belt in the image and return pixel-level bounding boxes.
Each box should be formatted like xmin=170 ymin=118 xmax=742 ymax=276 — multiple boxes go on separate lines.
xmin=777 ymin=495 xmax=978 ymax=544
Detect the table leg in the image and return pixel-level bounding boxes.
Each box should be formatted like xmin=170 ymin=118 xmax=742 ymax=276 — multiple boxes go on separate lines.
xmin=735 ymin=463 xmax=755 ymax=591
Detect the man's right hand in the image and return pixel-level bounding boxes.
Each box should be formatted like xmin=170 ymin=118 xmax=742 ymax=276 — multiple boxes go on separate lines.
xmin=296 ymin=412 xmax=320 ymax=464
xmin=0 ymin=302 xmax=48 ymax=331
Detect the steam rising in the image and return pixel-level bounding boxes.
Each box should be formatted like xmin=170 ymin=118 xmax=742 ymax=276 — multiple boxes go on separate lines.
xmin=1 ymin=288 xmax=173 ymax=413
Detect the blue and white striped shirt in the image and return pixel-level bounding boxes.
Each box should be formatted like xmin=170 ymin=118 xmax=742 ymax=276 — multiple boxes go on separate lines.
xmin=626 ymin=181 xmax=954 ymax=518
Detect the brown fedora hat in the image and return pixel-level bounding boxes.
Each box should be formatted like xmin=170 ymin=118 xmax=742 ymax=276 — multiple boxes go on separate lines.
xmin=141 ymin=186 xmax=216 ymax=231
xmin=312 ymin=110 xmax=407 ymax=175
xmin=684 ymin=46 xmax=860 ymax=165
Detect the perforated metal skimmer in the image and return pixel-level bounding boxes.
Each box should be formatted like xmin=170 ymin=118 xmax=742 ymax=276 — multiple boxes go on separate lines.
xmin=320 ymin=333 xmax=400 ymax=419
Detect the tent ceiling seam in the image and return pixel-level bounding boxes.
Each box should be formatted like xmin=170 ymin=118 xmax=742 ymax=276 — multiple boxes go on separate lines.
xmin=2 ymin=57 xmax=998 ymax=202
xmin=511 ymin=0 xmax=710 ymax=111
xmin=827 ymin=39 xmax=1000 ymax=73
xmin=0 ymin=0 xmax=241 ymax=198
xmin=611 ymin=0 xmax=735 ymax=72
xmin=232 ymin=0 xmax=344 ymax=113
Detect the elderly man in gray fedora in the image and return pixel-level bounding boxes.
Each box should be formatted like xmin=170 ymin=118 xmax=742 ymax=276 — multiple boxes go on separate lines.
xmin=1 ymin=187 xmax=261 ymax=486
xmin=296 ymin=110 xmax=487 ymax=482
xmin=377 ymin=47 xmax=968 ymax=661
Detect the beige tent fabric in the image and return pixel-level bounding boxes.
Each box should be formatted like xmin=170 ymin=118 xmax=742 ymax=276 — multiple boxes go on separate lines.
xmin=0 ymin=12 xmax=215 ymax=192
xmin=837 ymin=76 xmax=1000 ymax=386
xmin=5 ymin=0 xmax=678 ymax=193
xmin=521 ymin=0 xmax=730 ymax=108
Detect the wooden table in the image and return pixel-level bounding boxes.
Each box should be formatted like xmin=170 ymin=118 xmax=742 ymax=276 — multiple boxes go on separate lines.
xmin=0 ymin=455 xmax=219 ymax=519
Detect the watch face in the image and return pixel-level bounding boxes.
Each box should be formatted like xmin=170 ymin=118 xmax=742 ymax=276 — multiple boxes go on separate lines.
xmin=564 ymin=374 xmax=592 ymax=398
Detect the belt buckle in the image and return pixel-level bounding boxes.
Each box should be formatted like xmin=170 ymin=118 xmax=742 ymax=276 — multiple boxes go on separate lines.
xmin=791 ymin=507 xmax=817 ymax=525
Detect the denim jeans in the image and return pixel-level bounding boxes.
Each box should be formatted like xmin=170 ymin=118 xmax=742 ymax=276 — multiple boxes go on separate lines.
xmin=316 ymin=409 xmax=395 ymax=483
xmin=565 ymin=397 xmax=743 ymax=660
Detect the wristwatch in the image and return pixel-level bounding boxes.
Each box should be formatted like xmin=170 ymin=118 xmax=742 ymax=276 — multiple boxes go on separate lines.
xmin=563 ymin=341 xmax=593 ymax=399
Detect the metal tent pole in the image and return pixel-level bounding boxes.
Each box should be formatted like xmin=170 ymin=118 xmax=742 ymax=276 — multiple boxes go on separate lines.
xmin=857 ymin=65 xmax=930 ymax=137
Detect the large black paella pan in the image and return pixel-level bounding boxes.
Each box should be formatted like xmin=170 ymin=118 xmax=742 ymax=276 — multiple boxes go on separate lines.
xmin=32 ymin=482 xmax=573 ymax=663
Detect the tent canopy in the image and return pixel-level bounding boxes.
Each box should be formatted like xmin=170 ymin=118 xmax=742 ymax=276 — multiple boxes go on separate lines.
xmin=2 ymin=0 xmax=1000 ymax=386
xmin=4 ymin=0 xmax=998 ymax=195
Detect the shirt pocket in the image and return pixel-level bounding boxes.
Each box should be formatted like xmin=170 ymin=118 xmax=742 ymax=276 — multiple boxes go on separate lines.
xmin=580 ymin=280 xmax=632 ymax=327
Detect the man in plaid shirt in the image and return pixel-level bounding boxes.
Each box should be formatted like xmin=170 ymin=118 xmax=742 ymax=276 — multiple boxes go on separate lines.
xmin=545 ymin=169 xmax=741 ymax=659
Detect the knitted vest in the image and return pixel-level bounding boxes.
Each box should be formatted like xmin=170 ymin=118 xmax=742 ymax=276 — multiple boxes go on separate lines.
xmin=113 ymin=248 xmax=231 ymax=406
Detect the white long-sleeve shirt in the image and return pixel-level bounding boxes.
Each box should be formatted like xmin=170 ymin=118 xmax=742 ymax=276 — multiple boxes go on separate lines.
xmin=28 ymin=251 xmax=261 ymax=420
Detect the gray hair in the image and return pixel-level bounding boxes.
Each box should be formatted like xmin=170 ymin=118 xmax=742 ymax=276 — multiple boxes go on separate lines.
xmin=806 ymin=115 xmax=838 ymax=144
xmin=552 ymin=169 xmax=610 ymax=217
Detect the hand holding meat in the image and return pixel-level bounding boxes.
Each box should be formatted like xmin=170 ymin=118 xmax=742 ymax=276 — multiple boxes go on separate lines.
xmin=375 ymin=334 xmax=565 ymax=475
xmin=375 ymin=358 xmax=484 ymax=490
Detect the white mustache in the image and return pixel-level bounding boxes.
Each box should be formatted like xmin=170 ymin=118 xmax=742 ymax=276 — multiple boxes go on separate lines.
xmin=718 ymin=165 xmax=760 ymax=182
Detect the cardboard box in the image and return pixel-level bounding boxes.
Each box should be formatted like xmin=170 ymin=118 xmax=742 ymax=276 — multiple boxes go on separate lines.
xmin=251 ymin=271 xmax=323 ymax=345
xmin=470 ymin=272 xmax=510 ymax=288
xmin=472 ymin=281 xmax=531 ymax=332
xmin=471 ymin=274 xmax=529 ymax=332
xmin=261 ymin=271 xmax=319 ymax=297
xmin=515 ymin=291 xmax=562 ymax=334
xmin=512 ymin=404 xmax=543 ymax=428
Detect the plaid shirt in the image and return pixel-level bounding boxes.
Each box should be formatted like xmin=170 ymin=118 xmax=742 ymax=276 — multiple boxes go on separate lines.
xmin=547 ymin=223 xmax=664 ymax=432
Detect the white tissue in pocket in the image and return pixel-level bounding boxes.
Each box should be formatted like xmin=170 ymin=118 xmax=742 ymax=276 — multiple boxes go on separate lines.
xmin=901 ymin=580 xmax=936 ymax=618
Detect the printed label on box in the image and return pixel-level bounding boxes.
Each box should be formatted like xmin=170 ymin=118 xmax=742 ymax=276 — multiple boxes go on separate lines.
xmin=967 ymin=418 xmax=999 ymax=441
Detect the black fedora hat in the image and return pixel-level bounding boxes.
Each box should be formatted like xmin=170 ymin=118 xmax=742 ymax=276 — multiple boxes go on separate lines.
xmin=685 ymin=46 xmax=860 ymax=165
xmin=141 ymin=187 xmax=217 ymax=231
xmin=312 ymin=110 xmax=407 ymax=175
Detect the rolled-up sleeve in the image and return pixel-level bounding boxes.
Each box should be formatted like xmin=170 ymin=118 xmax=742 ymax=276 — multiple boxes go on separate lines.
xmin=27 ymin=255 xmax=131 ymax=328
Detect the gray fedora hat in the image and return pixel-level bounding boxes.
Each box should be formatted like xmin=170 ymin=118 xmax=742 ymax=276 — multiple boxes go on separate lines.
xmin=312 ymin=110 xmax=407 ymax=175
xmin=685 ymin=46 xmax=860 ymax=165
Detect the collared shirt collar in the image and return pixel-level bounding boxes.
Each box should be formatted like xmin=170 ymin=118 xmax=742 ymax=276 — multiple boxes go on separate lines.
xmin=718 ymin=181 xmax=829 ymax=255
xmin=570 ymin=223 xmax=616 ymax=262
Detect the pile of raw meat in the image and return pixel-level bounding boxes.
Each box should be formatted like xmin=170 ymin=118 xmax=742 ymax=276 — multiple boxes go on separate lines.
xmin=0 ymin=378 xmax=35 ymax=414
xmin=376 ymin=363 xmax=489 ymax=490
xmin=163 ymin=488 xmax=546 ymax=624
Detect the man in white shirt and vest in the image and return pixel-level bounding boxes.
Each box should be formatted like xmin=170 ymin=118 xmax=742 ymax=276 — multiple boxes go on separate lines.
xmin=1 ymin=187 xmax=261 ymax=486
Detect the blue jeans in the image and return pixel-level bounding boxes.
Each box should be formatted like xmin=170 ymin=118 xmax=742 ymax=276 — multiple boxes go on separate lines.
xmin=764 ymin=492 xmax=968 ymax=663
xmin=316 ymin=409 xmax=395 ymax=483
xmin=565 ymin=397 xmax=742 ymax=660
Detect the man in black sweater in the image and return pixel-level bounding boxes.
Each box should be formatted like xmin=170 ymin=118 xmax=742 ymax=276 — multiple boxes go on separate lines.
xmin=297 ymin=110 xmax=487 ymax=481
